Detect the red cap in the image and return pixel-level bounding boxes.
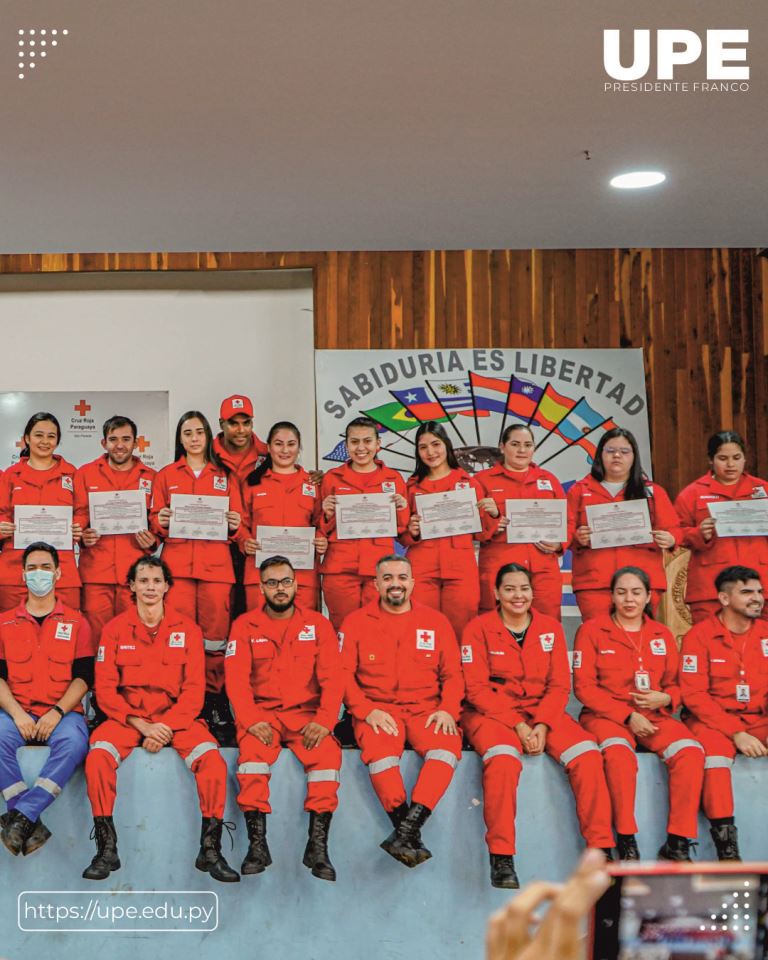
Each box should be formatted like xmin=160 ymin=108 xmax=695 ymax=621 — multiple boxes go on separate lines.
xmin=219 ymin=395 xmax=254 ymax=420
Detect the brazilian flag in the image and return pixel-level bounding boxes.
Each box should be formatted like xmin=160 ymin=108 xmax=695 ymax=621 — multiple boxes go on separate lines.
xmin=362 ymin=401 xmax=420 ymax=434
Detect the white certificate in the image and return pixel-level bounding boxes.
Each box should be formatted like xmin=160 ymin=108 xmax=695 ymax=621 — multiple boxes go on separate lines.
xmin=169 ymin=494 xmax=229 ymax=542
xmin=586 ymin=499 xmax=653 ymax=549
xmin=14 ymin=505 xmax=73 ymax=551
xmin=708 ymin=499 xmax=768 ymax=537
xmin=415 ymin=488 xmax=481 ymax=540
xmin=336 ymin=492 xmax=397 ymax=540
xmin=506 ymin=499 xmax=568 ymax=544
xmin=89 ymin=490 xmax=148 ymax=535
xmin=256 ymin=525 xmax=316 ymax=570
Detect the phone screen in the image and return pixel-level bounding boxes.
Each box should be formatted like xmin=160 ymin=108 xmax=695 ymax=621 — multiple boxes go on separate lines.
xmin=592 ymin=870 xmax=768 ymax=960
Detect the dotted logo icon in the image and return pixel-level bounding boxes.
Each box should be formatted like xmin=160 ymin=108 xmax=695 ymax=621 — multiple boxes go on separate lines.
xmin=17 ymin=27 xmax=69 ymax=79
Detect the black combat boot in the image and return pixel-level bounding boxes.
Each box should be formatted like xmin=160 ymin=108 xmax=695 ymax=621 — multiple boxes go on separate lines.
xmin=710 ymin=823 xmax=741 ymax=861
xmin=658 ymin=834 xmax=693 ymax=862
xmin=241 ymin=810 xmax=272 ymax=875
xmin=195 ymin=816 xmax=240 ymax=882
xmin=1 ymin=809 xmax=36 ymax=856
xmin=617 ymin=834 xmax=641 ymax=861
xmin=82 ymin=816 xmax=121 ymax=880
xmin=383 ymin=803 xmax=433 ymax=868
xmin=379 ymin=802 xmax=409 ymax=852
xmin=0 ymin=811 xmax=51 ymax=856
xmin=490 ymin=853 xmax=520 ymax=889
xmin=601 ymin=848 xmax=616 ymax=861
xmin=302 ymin=811 xmax=336 ymax=882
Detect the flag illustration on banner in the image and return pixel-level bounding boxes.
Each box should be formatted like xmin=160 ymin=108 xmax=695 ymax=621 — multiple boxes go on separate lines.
xmin=536 ymin=384 xmax=578 ymax=432
xmin=468 ymin=372 xmax=510 ymax=415
xmin=323 ymin=438 xmax=349 ymax=463
xmin=426 ymin=379 xmax=484 ymax=417
xmin=507 ymin=377 xmax=544 ymax=420
xmin=361 ymin=401 xmax=420 ymax=434
xmin=390 ymin=387 xmax=454 ymax=423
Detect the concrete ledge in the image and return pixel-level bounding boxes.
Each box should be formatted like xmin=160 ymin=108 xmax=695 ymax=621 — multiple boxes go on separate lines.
xmin=2 ymin=747 xmax=767 ymax=960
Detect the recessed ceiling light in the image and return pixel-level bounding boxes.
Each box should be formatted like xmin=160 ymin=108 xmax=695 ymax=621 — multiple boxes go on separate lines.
xmin=610 ymin=171 xmax=666 ymax=189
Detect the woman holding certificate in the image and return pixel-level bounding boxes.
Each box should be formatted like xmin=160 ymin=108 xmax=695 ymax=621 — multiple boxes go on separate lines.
xmin=573 ymin=566 xmax=705 ymax=862
xmin=475 ymin=424 xmax=569 ymax=620
xmin=567 ymin=427 xmax=680 ymax=621
xmin=241 ymin=421 xmax=326 ymax=611
xmin=400 ymin=422 xmax=489 ymax=637
xmin=150 ymin=411 xmax=246 ymax=740
xmin=674 ymin=431 xmax=768 ymax=623
xmin=0 ymin=412 xmax=82 ymax=610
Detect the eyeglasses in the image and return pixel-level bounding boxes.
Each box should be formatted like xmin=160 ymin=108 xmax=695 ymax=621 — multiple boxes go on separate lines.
xmin=263 ymin=577 xmax=295 ymax=589
xmin=604 ymin=447 xmax=633 ymax=456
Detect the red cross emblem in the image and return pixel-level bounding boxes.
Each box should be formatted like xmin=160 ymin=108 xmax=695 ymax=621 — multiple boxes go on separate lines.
xmin=74 ymin=399 xmax=91 ymax=417
xmin=683 ymin=655 xmax=694 ymax=666
xmin=135 ymin=435 xmax=151 ymax=453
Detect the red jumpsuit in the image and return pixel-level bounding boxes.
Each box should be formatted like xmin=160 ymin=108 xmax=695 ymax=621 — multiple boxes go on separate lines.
xmin=85 ymin=606 xmax=227 ymax=818
xmin=225 ymin=606 xmax=343 ymax=813
xmin=675 ymin=473 xmax=768 ymax=623
xmin=461 ymin=609 xmax=614 ymax=854
xmin=680 ymin=615 xmax=768 ymax=819
xmin=241 ymin=468 xmax=323 ymax=612
xmin=341 ymin=601 xmax=464 ymax=812
xmin=150 ymin=457 xmax=247 ymax=692
xmin=0 ymin=456 xmax=81 ymax=611
xmin=567 ymin=475 xmax=681 ymax=621
xmin=212 ymin=434 xmax=268 ymax=487
xmin=319 ymin=461 xmax=410 ymax=630
xmin=475 ymin=463 xmax=570 ymax=620
xmin=574 ymin=615 xmax=704 ymax=839
xmin=74 ymin=455 xmax=156 ymax=640
xmin=400 ymin=468 xmax=485 ymax=637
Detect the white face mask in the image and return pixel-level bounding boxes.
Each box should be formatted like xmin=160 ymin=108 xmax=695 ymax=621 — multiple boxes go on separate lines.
xmin=24 ymin=569 xmax=56 ymax=597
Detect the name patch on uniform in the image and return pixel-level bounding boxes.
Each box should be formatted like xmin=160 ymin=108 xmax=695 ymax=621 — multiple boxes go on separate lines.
xmin=537 ymin=478 xmax=553 ymax=492
xmin=251 ymin=637 xmax=269 ymax=644
xmin=489 ymin=650 xmax=505 ymax=656
xmin=461 ymin=644 xmax=473 ymax=663
xmin=213 ymin=476 xmax=228 ymax=491
xmin=225 ymin=640 xmax=237 ymax=658
xmin=302 ymin=483 xmax=316 ymax=498
xmin=682 ymin=654 xmax=698 ymax=673
xmin=119 ymin=644 xmax=136 ymax=651
xmin=139 ymin=478 xmax=152 ymax=492
xmin=539 ymin=633 xmax=555 ymax=652
xmin=752 ymin=486 xmax=767 ymax=499
xmin=381 ymin=481 xmax=396 ymax=494
xmin=61 ymin=476 xmax=74 ymax=491
xmin=168 ymin=632 xmax=185 ymax=648
xmin=416 ymin=629 xmax=435 ymax=651
xmin=761 ymin=639 xmax=768 ymax=657
xmin=599 ymin=649 xmax=615 ymax=655
xmin=650 ymin=638 xmax=667 ymax=655
xmin=96 ymin=646 xmax=105 ymax=663
xmin=55 ymin=622 xmax=73 ymax=641
xmin=572 ymin=650 xmax=582 ymax=669
xmin=298 ymin=625 xmax=316 ymax=641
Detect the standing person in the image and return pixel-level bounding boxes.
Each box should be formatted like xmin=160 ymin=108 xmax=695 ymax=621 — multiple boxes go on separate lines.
xmin=320 ymin=417 xmax=409 ymax=630
xmin=567 ymin=427 xmax=680 ymax=621
xmin=241 ymin=422 xmax=327 ymax=612
xmin=475 ymin=424 xmax=569 ymax=620
xmin=574 ymin=566 xmax=705 ymax=863
xmin=225 ymin=556 xmax=342 ymax=881
xmin=679 ymin=565 xmax=768 ymax=861
xmin=0 ymin=542 xmax=94 ymax=856
xmin=75 ymin=415 xmax=157 ymax=641
xmin=401 ymin=422 xmax=490 ymax=637
xmin=341 ymin=555 xmax=464 ymax=868
xmin=461 ymin=563 xmax=615 ymax=889
xmin=82 ymin=556 xmax=238 ymax=883
xmin=213 ymin=395 xmax=268 ymax=485
xmin=675 ymin=431 xmax=768 ymax=624
xmin=0 ymin=413 xmax=82 ymax=611
xmin=150 ymin=411 xmax=246 ymax=743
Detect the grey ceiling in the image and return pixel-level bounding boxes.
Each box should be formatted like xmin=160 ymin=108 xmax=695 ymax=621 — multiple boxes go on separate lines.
xmin=3 ymin=0 xmax=767 ymax=253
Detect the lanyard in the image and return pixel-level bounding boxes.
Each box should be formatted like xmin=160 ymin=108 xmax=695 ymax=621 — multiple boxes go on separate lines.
xmin=612 ymin=616 xmax=645 ymax=669
xmin=720 ymin=621 xmax=753 ymax=679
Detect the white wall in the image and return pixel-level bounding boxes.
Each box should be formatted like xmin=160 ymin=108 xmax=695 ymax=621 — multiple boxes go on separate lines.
xmin=0 ymin=271 xmax=317 ymax=466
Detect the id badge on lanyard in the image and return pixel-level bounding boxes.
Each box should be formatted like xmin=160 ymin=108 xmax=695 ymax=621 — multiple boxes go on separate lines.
xmin=634 ymin=670 xmax=651 ymax=692
xmin=736 ymin=682 xmax=751 ymax=703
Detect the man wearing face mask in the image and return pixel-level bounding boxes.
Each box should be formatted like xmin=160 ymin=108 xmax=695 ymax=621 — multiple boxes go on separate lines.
xmin=0 ymin=542 xmax=94 ymax=855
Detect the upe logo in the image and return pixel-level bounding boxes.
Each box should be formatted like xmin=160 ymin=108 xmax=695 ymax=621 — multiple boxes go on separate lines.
xmin=604 ymin=29 xmax=749 ymax=81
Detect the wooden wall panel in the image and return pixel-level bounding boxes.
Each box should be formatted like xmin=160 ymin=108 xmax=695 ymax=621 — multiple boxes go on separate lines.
xmin=0 ymin=248 xmax=765 ymax=494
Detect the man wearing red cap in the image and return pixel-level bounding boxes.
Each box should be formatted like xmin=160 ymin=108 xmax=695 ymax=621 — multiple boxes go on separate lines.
xmin=214 ymin=396 xmax=268 ymax=486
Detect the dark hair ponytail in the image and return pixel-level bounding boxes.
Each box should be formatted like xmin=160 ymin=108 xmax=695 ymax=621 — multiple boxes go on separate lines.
xmin=246 ymin=421 xmax=302 ymax=487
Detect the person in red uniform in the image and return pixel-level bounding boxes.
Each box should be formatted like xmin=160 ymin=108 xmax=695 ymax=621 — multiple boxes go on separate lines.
xmin=341 ymin=554 xmax=463 ymax=868
xmin=225 ymin=555 xmax=342 ymax=881
xmin=241 ymin=422 xmax=327 ymax=612
xmin=675 ymin=431 xmax=768 ymax=624
xmin=476 ymin=424 xmax=570 ymax=620
xmin=82 ymin=555 xmax=238 ymax=883
xmin=150 ymin=410 xmax=246 ymax=743
xmin=400 ymin=422 xmax=493 ymax=637
xmin=0 ymin=542 xmax=94 ymax=856
xmin=680 ymin=565 xmax=768 ymax=861
xmin=213 ymin=395 xmax=269 ymax=485
xmin=461 ymin=562 xmax=615 ymax=889
xmin=567 ymin=427 xmax=680 ymax=621
xmin=574 ymin=565 xmax=705 ymax=863
xmin=74 ymin=415 xmax=158 ymax=641
xmin=0 ymin=413 xmax=82 ymax=610
xmin=320 ymin=417 xmax=410 ymax=630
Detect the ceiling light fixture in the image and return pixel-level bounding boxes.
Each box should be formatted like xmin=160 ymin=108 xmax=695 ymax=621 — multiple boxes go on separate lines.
xmin=610 ymin=171 xmax=666 ymax=189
